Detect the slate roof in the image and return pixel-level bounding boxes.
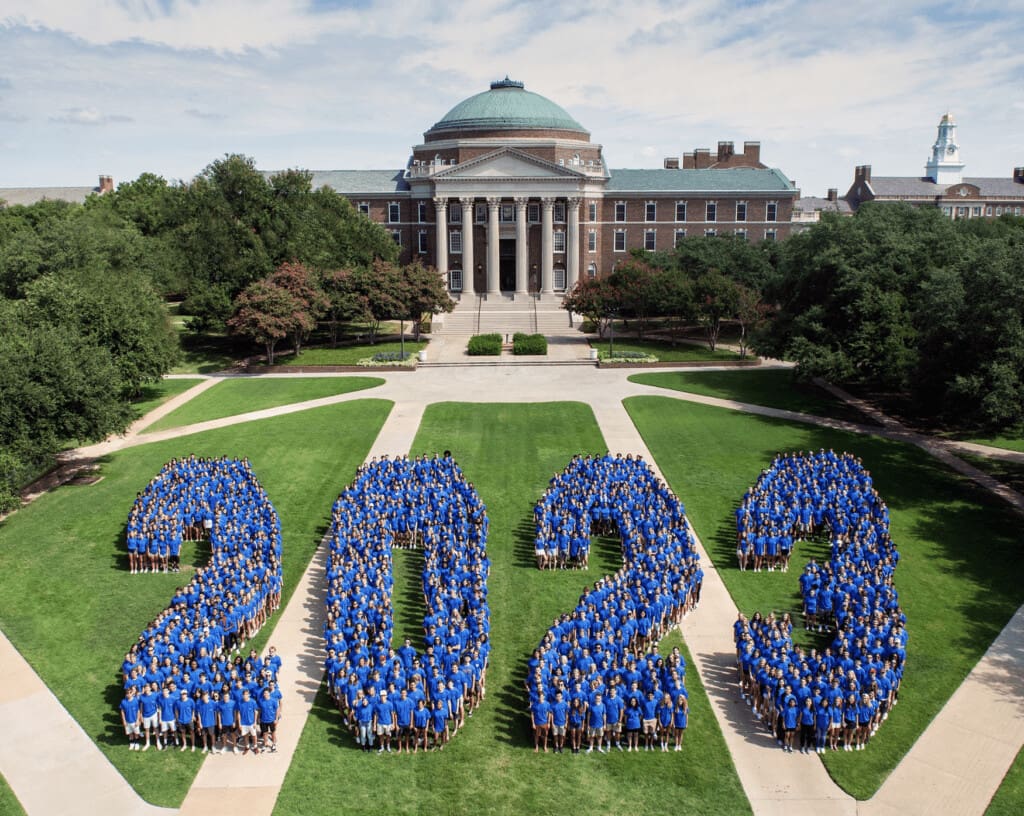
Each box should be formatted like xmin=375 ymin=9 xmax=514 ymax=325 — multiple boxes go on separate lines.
xmin=0 ymin=186 xmax=98 ymax=207
xmin=868 ymin=176 xmax=1024 ymax=198
xmin=794 ymin=196 xmax=853 ymax=215
xmin=606 ymin=167 xmax=794 ymax=193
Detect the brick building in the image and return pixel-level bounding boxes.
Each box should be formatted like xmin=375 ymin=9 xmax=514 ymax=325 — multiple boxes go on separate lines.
xmin=303 ymin=78 xmax=797 ymax=297
xmin=846 ymin=113 xmax=1024 ymax=220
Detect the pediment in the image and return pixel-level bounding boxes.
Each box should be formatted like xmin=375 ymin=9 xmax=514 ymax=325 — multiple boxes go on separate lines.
xmin=432 ymin=148 xmax=584 ymax=181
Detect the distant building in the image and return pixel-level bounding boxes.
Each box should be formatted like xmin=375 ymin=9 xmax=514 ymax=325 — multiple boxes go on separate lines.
xmin=0 ymin=175 xmax=114 ymax=207
xmin=846 ymin=114 xmax=1024 ymax=219
xmin=298 ymin=78 xmax=797 ymax=296
xmin=792 ymin=188 xmax=853 ymax=230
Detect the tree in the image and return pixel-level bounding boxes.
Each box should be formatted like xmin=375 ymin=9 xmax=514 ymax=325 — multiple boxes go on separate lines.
xmin=692 ymin=269 xmax=740 ymax=351
xmin=562 ymin=277 xmax=623 ymax=338
xmin=609 ymin=261 xmax=666 ymax=339
xmin=228 ymin=280 xmax=303 ymax=365
xmin=349 ymin=261 xmax=406 ymax=344
xmin=320 ymin=268 xmax=371 ymax=347
xmin=397 ymin=260 xmax=455 ymax=345
xmin=268 ymin=261 xmax=328 ymax=356
xmin=735 ymin=284 xmax=767 ymax=359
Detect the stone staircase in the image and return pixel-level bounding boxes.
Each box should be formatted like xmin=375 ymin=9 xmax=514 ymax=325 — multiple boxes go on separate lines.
xmin=435 ymin=293 xmax=581 ymax=337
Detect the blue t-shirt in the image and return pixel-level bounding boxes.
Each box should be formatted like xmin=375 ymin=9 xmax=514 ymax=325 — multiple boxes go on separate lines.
xmin=394 ymin=698 xmax=415 ymax=728
xmin=175 ymin=697 xmax=195 ymax=724
xmin=531 ymin=700 xmax=551 ymax=727
xmin=197 ymin=699 xmax=218 ymax=728
xmin=258 ymin=697 xmax=279 ymax=724
xmin=375 ymin=700 xmax=395 ymax=726
xmin=120 ymin=696 xmax=141 ymax=723
xmin=159 ymin=695 xmax=177 ymax=721
xmin=588 ymin=701 xmax=606 ymax=729
xmin=550 ymin=700 xmax=569 ymax=728
xmin=238 ymin=698 xmax=258 ymax=727
xmin=413 ymin=706 xmax=430 ymax=729
xmin=218 ymin=698 xmax=237 ymax=727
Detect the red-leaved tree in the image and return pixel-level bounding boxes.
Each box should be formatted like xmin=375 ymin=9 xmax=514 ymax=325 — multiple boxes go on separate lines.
xmin=228 ymin=280 xmax=303 ymax=365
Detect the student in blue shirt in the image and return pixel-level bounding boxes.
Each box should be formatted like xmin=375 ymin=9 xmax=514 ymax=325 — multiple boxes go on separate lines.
xmin=354 ymin=694 xmax=375 ymax=752
xmin=258 ymin=688 xmax=280 ymax=754
xmin=530 ymin=694 xmax=552 ymax=753
xmin=586 ymin=693 xmax=607 ymax=754
xmin=603 ymin=686 xmax=624 ymax=753
xmin=624 ymin=696 xmax=643 ymax=752
xmin=431 ymin=698 xmax=449 ymax=751
xmin=217 ymin=690 xmax=238 ymax=754
xmin=157 ymin=687 xmax=178 ymax=750
xmin=393 ymin=688 xmax=415 ymax=755
xmin=656 ymin=692 xmax=674 ymax=752
xmin=120 ymin=687 xmax=142 ymax=751
xmin=672 ymin=694 xmax=689 ymax=752
xmin=174 ymin=690 xmax=196 ymax=752
xmin=815 ymin=701 xmax=831 ymax=754
xmin=550 ymin=691 xmax=569 ymax=755
xmin=640 ymin=690 xmax=659 ymax=752
xmin=568 ymin=697 xmax=586 ymax=755
xmin=237 ymin=689 xmax=260 ymax=755
xmin=412 ymin=698 xmax=430 ymax=754
xmin=799 ymin=698 xmax=816 ymax=754
xmin=782 ymin=697 xmax=800 ymax=753
xmin=374 ymin=691 xmax=396 ymax=754
xmin=196 ymin=691 xmax=218 ymax=753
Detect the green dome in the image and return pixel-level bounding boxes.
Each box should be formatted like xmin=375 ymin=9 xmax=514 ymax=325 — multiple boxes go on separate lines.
xmin=428 ymin=78 xmax=588 ymax=137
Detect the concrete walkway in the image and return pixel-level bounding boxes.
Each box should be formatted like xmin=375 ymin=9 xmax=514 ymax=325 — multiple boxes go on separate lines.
xmin=2 ymin=357 xmax=1023 ymax=815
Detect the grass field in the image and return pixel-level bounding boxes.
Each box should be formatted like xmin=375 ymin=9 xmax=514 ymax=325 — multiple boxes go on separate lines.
xmin=960 ymin=454 xmax=1024 ymax=495
xmin=0 ymin=773 xmax=26 ymax=816
xmin=624 ymin=396 xmax=1024 ymax=800
xmin=962 ymin=431 xmax=1024 ymax=454
xmin=141 ymin=377 xmax=384 ymax=432
xmin=265 ymin=341 xmax=427 ymax=366
xmin=129 ymin=378 xmax=204 ymax=420
xmin=629 ymin=369 xmax=871 ymax=424
xmin=590 ymin=338 xmax=739 ymax=362
xmin=0 ymin=400 xmax=392 ymax=807
xmin=273 ymin=403 xmax=750 ymax=816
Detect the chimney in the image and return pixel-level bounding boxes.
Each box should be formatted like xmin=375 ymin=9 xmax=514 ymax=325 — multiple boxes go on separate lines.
xmin=694 ymin=148 xmax=711 ymax=169
xmin=855 ymin=165 xmax=872 ymax=183
xmin=663 ymin=157 xmax=680 ymax=170
xmin=1014 ymin=167 xmax=1024 ymax=183
xmin=717 ymin=141 xmax=735 ymax=162
xmin=682 ymin=152 xmax=695 ymax=169
xmin=828 ymin=188 xmax=838 ymax=201
xmin=98 ymin=175 xmax=114 ymax=193
xmin=743 ymin=141 xmax=761 ymax=163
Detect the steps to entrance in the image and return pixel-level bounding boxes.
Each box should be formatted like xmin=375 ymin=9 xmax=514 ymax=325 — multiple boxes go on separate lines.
xmin=435 ymin=294 xmax=581 ymax=337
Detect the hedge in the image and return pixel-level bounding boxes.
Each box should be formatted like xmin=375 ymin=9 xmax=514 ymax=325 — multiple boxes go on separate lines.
xmin=512 ymin=333 xmax=548 ymax=355
xmin=467 ymin=334 xmax=503 ymax=356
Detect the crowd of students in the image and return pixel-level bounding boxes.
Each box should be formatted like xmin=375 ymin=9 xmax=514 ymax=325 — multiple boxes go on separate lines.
xmin=323 ymin=453 xmax=491 ymax=753
xmin=119 ymin=456 xmax=284 ymax=753
xmin=733 ymin=450 xmax=907 ymax=753
xmin=525 ymin=454 xmax=701 ymax=754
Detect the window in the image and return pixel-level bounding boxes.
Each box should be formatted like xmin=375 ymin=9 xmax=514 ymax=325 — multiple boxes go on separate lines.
xmin=614 ymin=230 xmax=626 ymax=251
xmin=986 ymin=206 xmax=993 ymax=216
xmin=358 ymin=201 xmax=370 ymax=216
xmin=450 ymin=231 xmax=462 ymax=254
xmin=644 ymin=230 xmax=656 ymax=250
xmin=736 ymin=201 xmax=747 ymax=222
xmin=587 ymin=263 xmax=597 ymax=279
xmin=475 ymin=203 xmax=486 ymax=222
xmin=449 ymin=205 xmax=462 ymax=224
xmin=553 ymin=231 xmax=566 ymax=253
xmin=448 ymin=268 xmax=463 ymax=292
xmin=675 ymin=201 xmax=687 ymax=221
xmin=553 ymin=267 xmax=567 ymax=291
xmin=500 ymin=203 xmax=515 ymax=222
xmin=391 ymin=230 xmax=402 ymax=245
xmin=972 ymin=206 xmax=982 ymax=217
xmin=764 ymin=229 xmax=777 ymax=241
xmin=957 ymin=206 xmax=966 ymax=216
xmin=645 ymin=201 xmax=657 ymax=222
xmin=417 ymin=231 xmax=428 ymax=253
xmin=766 ymin=202 xmax=777 ymax=222
xmin=589 ymin=202 xmax=597 ymax=222
xmin=943 ymin=206 xmax=953 ymax=216
xmin=735 ymin=229 xmax=747 ymax=241
xmin=674 ymin=228 xmax=686 ymax=245
xmin=706 ymin=202 xmax=717 ymax=222
xmin=528 ymin=203 xmax=540 ymax=222
xmin=388 ymin=202 xmax=401 ymax=223
xmin=615 ymin=202 xmax=626 ymax=222
xmin=588 ymin=230 xmax=597 ymax=252
xmin=417 ymin=201 xmax=428 ymax=223
xmin=704 ymin=228 xmax=717 ymax=238
xmin=1017 ymin=207 xmax=1023 ymax=216
xmin=554 ymin=202 xmax=566 ymax=223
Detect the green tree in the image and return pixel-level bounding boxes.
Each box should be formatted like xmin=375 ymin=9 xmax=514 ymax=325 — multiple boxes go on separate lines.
xmin=227 ymin=280 xmax=303 ymax=365
xmin=320 ymin=268 xmax=371 ymax=347
xmin=268 ymin=261 xmax=329 ymax=356
xmin=397 ymin=260 xmax=455 ymax=345
xmin=562 ymin=276 xmax=623 ymax=338
xmin=349 ymin=261 xmax=405 ymax=344
xmin=609 ymin=260 xmax=666 ymax=339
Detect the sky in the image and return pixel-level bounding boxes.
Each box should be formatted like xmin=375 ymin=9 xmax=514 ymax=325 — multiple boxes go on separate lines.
xmin=1 ymin=0 xmax=1023 ymax=195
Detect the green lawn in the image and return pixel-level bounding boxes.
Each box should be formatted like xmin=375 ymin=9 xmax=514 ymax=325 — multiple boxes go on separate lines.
xmin=962 ymin=431 xmax=1024 ymax=453
xmin=129 ymin=378 xmax=204 ymax=421
xmin=629 ymin=368 xmax=871 ymax=424
xmin=274 ymin=403 xmax=749 ymax=816
xmin=142 ymin=376 xmax=384 ymax=432
xmin=960 ymin=453 xmax=1024 ymax=496
xmin=0 ymin=399 xmax=392 ymax=807
xmin=625 ymin=396 xmax=1024 ymax=800
xmin=591 ymin=338 xmax=740 ymax=362
xmin=0 ymin=772 xmax=26 ymax=816
xmin=267 ymin=341 xmax=427 ymax=366
xmin=986 ymin=745 xmax=1024 ymax=815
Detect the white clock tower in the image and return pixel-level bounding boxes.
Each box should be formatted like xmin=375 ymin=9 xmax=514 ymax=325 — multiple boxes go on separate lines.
xmin=925 ymin=112 xmax=965 ymax=184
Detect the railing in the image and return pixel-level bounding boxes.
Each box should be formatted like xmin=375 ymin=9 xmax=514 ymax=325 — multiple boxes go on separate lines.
xmin=531 ymin=296 xmax=538 ymax=334
xmin=475 ymin=295 xmax=483 ymax=335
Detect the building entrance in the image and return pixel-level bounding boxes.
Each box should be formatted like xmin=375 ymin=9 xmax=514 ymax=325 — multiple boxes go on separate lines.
xmin=499 ymin=239 xmax=516 ymax=291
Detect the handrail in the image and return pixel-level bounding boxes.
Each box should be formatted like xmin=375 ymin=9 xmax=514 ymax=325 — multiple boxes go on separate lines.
xmin=475 ymin=294 xmax=482 ymax=335
xmin=532 ymin=294 xmax=538 ymax=334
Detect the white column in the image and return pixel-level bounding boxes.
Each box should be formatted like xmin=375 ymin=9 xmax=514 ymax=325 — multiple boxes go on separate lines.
xmin=486 ymin=197 xmax=501 ymax=295
xmin=515 ymin=197 xmax=529 ymax=295
xmin=541 ymin=197 xmax=554 ymax=294
xmin=567 ymin=196 xmax=580 ymax=290
xmin=460 ymin=197 xmax=475 ymax=295
xmin=434 ymin=197 xmax=448 ymax=283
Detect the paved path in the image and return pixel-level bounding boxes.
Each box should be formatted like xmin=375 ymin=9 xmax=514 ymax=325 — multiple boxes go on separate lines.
xmin=3 ymin=359 xmax=1023 ymax=815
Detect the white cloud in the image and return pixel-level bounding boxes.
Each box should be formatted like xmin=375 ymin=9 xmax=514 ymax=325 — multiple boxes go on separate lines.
xmin=1 ymin=1 xmax=1022 ymax=192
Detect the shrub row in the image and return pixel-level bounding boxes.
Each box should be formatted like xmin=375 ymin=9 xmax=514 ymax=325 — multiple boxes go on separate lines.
xmin=513 ymin=333 xmax=547 ymax=356
xmin=467 ymin=334 xmax=503 ymax=356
